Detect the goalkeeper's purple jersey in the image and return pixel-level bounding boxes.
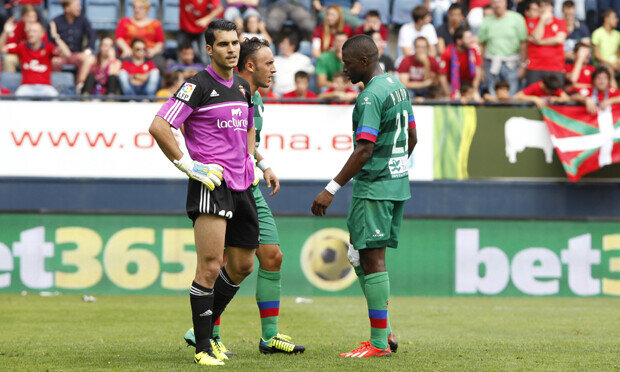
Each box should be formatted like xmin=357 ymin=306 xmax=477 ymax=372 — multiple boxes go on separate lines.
xmin=156 ymin=66 xmax=255 ymax=191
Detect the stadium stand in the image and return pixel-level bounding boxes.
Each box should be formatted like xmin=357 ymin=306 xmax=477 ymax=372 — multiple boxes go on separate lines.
xmin=391 ymin=0 xmax=417 ymax=25
xmin=358 ymin=0 xmax=390 ymax=24
xmin=0 ymin=71 xmax=75 ymax=94
xmin=85 ymin=0 xmax=120 ymax=30
xmin=161 ymin=0 xmax=179 ymax=31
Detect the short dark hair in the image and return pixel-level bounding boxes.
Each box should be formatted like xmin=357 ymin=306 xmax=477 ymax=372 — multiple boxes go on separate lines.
xmin=163 ymin=70 xmax=181 ymax=88
xmin=204 ymin=19 xmax=237 ymax=47
xmin=562 ymin=0 xmax=575 ymax=9
xmin=238 ymin=37 xmax=270 ymax=72
xmin=179 ymin=41 xmax=194 ymax=52
xmin=412 ymin=6 xmax=429 ymax=22
xmin=495 ymin=80 xmax=510 ymax=91
xmin=131 ymin=38 xmax=145 ymax=48
xmin=294 ymin=70 xmax=309 ymax=80
xmin=526 ymin=0 xmax=540 ymax=11
xmin=365 ymin=10 xmax=380 ymax=19
xmin=281 ymin=32 xmax=300 ymax=52
xmin=454 ymin=25 xmax=470 ymax=41
xmin=427 ymin=85 xmax=443 ymax=99
xmin=591 ymin=65 xmax=611 ymax=82
xmin=448 ymin=3 xmax=462 ymax=13
xmin=602 ymin=8 xmax=617 ymax=21
xmin=542 ymin=74 xmax=562 ymax=91
xmin=460 ymin=82 xmax=474 ymax=92
xmin=342 ymin=34 xmax=378 ymax=62
xmin=573 ymin=41 xmax=587 ymax=53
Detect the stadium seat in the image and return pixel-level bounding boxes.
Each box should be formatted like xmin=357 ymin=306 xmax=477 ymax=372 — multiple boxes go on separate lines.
xmin=51 ymin=72 xmax=76 ymax=94
xmin=392 ymin=0 xmax=421 ymax=25
xmin=0 ymin=72 xmax=22 ymax=92
xmin=359 ymin=0 xmax=390 ymax=24
xmin=85 ymin=0 xmax=120 ymax=30
xmin=124 ymin=0 xmax=159 ymax=19
xmin=162 ymin=0 xmax=179 ymax=31
xmin=47 ymin=0 xmax=65 ymax=20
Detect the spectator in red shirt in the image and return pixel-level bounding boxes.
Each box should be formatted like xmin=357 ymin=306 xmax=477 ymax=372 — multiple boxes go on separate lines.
xmin=525 ymin=0 xmax=567 ymax=86
xmin=282 ymin=71 xmax=318 ymax=100
xmin=118 ymin=38 xmax=160 ymax=96
xmin=397 ymin=36 xmax=439 ymax=98
xmin=115 ymin=0 xmax=166 ymax=70
xmin=438 ymin=26 xmax=483 ymax=101
xmin=354 ymin=10 xmax=387 ymax=40
xmin=572 ymin=66 xmax=620 ymax=114
xmin=514 ymin=74 xmax=569 ymax=108
xmin=318 ymin=71 xmax=358 ymax=103
xmin=311 ymin=4 xmax=353 ymax=58
xmin=1 ymin=5 xmax=47 ymax=72
xmin=179 ymin=0 xmax=222 ymax=65
xmin=0 ymin=21 xmax=71 ymax=96
xmin=565 ymin=42 xmax=600 ymax=92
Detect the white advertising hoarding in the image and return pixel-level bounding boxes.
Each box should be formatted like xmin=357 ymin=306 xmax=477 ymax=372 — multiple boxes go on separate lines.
xmin=0 ymin=101 xmax=433 ymax=180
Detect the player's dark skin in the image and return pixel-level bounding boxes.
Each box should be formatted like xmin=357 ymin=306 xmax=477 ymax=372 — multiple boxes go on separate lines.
xmin=311 ymin=42 xmax=417 ymax=275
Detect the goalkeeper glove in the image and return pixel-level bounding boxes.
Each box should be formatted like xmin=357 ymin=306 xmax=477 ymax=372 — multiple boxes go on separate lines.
xmin=346 ymin=242 xmax=360 ymax=267
xmin=174 ymin=154 xmax=223 ymax=190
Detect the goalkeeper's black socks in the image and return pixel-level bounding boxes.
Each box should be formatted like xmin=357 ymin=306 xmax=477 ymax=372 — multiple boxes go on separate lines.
xmin=211 ymin=267 xmax=240 ymax=330
xmin=190 ymin=281 xmax=214 ymax=353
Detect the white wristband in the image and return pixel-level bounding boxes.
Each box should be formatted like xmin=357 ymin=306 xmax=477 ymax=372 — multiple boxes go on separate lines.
xmin=256 ymin=159 xmax=270 ymax=171
xmin=325 ymin=180 xmax=341 ymax=195
xmin=173 ymin=153 xmax=191 ymax=167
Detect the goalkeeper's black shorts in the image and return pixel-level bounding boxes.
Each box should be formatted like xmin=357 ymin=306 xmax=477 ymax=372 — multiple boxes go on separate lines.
xmin=186 ymin=178 xmax=259 ymax=250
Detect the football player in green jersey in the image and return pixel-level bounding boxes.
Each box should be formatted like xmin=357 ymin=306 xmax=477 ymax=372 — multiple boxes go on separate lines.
xmin=312 ymin=34 xmax=417 ymax=358
xmin=185 ymin=37 xmax=305 ymax=356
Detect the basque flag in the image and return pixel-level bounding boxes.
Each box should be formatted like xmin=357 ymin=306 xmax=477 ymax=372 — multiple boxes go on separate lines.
xmin=541 ymin=105 xmax=620 ymax=181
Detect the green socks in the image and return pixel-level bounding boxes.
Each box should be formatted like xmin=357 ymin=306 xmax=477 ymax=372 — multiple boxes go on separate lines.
xmin=363 ymin=271 xmax=390 ymax=350
xmin=355 ymin=266 xmax=392 ymax=336
xmin=212 ymin=317 xmax=220 ymax=340
xmin=256 ymin=268 xmax=281 ymax=340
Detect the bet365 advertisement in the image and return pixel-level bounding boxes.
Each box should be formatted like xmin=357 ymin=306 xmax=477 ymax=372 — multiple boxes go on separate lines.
xmin=0 ymin=214 xmax=618 ymax=297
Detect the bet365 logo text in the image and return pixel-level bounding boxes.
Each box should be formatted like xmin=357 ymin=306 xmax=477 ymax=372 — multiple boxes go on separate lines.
xmin=455 ymin=229 xmax=620 ymax=296
xmin=0 ymin=226 xmax=197 ymax=291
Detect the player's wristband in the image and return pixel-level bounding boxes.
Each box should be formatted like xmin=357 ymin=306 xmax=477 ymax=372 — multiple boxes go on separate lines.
xmin=325 ymin=180 xmax=341 ymax=195
xmin=173 ymin=154 xmax=191 ymax=170
xmin=257 ymin=159 xmax=270 ymax=171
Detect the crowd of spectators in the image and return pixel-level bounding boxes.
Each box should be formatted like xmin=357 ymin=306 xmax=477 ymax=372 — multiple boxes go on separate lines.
xmin=0 ymin=0 xmax=619 ymax=110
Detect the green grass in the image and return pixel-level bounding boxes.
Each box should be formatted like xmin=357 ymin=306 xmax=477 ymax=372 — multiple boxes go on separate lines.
xmin=0 ymin=295 xmax=618 ymax=371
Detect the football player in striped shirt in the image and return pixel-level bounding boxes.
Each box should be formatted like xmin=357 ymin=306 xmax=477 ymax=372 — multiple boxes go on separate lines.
xmin=311 ymin=34 xmax=417 ymax=358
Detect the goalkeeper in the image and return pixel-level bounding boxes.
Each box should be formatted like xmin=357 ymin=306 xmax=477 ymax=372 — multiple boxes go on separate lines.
xmin=184 ymin=37 xmax=305 ymax=356
xmin=149 ymin=20 xmax=260 ymax=366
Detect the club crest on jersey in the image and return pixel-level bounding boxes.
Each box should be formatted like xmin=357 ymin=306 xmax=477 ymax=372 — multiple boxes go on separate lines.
xmin=177 ymin=82 xmax=196 ymax=101
xmin=239 ymin=85 xmax=245 ymax=96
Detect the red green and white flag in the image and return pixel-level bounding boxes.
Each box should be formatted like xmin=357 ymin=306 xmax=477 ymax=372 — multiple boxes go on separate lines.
xmin=541 ymin=105 xmax=620 ymax=182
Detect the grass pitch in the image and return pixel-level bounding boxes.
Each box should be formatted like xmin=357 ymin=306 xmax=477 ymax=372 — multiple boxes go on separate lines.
xmin=0 ymin=295 xmax=618 ymax=371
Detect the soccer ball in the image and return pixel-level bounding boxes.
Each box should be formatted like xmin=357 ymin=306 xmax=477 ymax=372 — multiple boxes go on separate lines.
xmin=310 ymin=236 xmax=352 ymax=281
xmin=300 ymin=228 xmax=357 ymax=291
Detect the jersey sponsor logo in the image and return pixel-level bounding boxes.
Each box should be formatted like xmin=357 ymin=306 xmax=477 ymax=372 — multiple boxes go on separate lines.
xmin=362 ymin=96 xmax=371 ymax=105
xmin=23 ymin=60 xmax=48 ymax=73
xmin=210 ymin=89 xmax=219 ymax=97
xmin=388 ymin=155 xmax=408 ymax=177
xmin=217 ymin=110 xmax=248 ymax=131
xmin=177 ymin=82 xmax=196 ymax=101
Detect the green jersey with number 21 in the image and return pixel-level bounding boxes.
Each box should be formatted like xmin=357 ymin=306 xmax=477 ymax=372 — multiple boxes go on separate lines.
xmin=351 ymin=73 xmax=414 ymax=201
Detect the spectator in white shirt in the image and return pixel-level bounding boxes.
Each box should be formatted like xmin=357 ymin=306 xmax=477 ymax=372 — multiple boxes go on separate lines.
xmin=273 ymin=33 xmax=315 ymax=96
xmin=398 ymin=6 xmax=438 ymax=58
